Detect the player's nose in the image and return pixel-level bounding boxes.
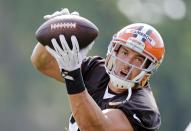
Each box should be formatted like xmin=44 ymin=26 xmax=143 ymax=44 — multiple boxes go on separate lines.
xmin=121 ymin=62 xmax=132 ymax=72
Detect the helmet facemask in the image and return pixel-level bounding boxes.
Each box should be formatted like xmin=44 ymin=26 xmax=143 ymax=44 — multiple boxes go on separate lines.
xmin=105 ymin=37 xmax=158 ymax=90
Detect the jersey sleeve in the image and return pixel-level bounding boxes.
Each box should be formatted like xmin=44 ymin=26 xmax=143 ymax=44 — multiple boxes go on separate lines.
xmin=109 ymin=86 xmax=161 ymax=131
xmin=81 ymin=56 xmax=105 ymax=78
xmin=80 ymin=56 xmax=109 ymax=93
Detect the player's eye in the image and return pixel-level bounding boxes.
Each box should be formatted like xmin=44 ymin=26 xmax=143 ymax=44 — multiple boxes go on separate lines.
xmin=122 ymin=50 xmax=128 ymax=56
xmin=134 ymin=56 xmax=145 ymax=64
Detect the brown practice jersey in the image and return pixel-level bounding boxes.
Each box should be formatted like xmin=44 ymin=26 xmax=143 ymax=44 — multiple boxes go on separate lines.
xmin=69 ymin=56 xmax=161 ymax=131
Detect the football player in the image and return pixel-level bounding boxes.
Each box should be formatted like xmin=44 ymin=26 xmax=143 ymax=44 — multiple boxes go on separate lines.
xmin=31 ymin=8 xmax=165 ymax=131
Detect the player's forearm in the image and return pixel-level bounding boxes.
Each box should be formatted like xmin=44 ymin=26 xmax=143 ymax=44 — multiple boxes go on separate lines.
xmin=64 ymin=69 xmax=109 ymax=130
xmin=69 ymin=90 xmax=108 ymax=131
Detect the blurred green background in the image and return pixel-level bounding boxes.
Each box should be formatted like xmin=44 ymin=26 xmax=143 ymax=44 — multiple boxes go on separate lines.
xmin=0 ymin=0 xmax=191 ymax=131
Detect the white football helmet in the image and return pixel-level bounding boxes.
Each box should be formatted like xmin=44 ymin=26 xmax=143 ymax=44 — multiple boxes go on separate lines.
xmin=105 ymin=23 xmax=165 ymax=105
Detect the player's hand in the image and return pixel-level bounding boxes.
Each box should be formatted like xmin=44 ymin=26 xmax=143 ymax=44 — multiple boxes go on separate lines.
xmin=45 ymin=35 xmax=94 ymax=79
xmin=43 ymin=8 xmax=79 ymax=20
xmin=46 ymin=35 xmax=82 ymax=72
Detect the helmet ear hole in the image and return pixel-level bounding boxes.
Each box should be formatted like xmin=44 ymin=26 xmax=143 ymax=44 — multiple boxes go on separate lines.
xmin=145 ymin=59 xmax=152 ymax=68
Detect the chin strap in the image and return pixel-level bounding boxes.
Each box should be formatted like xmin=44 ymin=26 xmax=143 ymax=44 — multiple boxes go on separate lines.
xmin=109 ymin=74 xmax=135 ymax=89
xmin=108 ymin=74 xmax=133 ymax=106
xmin=109 ymin=87 xmax=132 ymax=106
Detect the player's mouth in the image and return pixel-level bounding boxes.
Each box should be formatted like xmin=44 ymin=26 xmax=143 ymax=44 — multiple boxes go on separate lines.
xmin=119 ymin=69 xmax=129 ymax=78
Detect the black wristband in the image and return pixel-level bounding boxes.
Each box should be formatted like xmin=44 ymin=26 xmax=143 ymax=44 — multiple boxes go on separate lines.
xmin=62 ymin=68 xmax=85 ymax=95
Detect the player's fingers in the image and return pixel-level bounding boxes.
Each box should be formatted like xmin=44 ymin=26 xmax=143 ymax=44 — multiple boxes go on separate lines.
xmin=59 ymin=34 xmax=68 ymax=51
xmin=59 ymin=34 xmax=71 ymax=52
xmin=43 ymin=15 xmax=51 ymax=20
xmin=60 ymin=8 xmax=70 ymax=15
xmin=44 ymin=11 xmax=60 ymax=20
xmin=51 ymin=38 xmax=64 ymax=55
xmin=71 ymin=11 xmax=79 ymax=16
xmin=71 ymin=35 xmax=79 ymax=53
xmin=43 ymin=8 xmax=70 ymax=20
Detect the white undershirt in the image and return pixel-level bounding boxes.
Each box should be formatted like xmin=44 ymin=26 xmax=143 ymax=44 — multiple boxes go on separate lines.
xmin=103 ymin=86 xmax=116 ymax=99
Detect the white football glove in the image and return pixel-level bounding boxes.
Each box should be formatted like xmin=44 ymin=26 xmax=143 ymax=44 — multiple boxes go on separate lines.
xmin=46 ymin=35 xmax=94 ymax=79
xmin=43 ymin=8 xmax=79 ymax=20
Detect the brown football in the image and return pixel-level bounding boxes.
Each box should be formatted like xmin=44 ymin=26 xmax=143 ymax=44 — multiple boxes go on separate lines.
xmin=35 ymin=15 xmax=99 ymax=49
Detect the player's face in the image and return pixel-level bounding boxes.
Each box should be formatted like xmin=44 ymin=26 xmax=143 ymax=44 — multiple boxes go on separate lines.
xmin=114 ymin=46 xmax=146 ymax=80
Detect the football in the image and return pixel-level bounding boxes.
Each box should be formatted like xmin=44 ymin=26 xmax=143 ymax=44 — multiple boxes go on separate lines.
xmin=35 ymin=15 xmax=99 ymax=49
